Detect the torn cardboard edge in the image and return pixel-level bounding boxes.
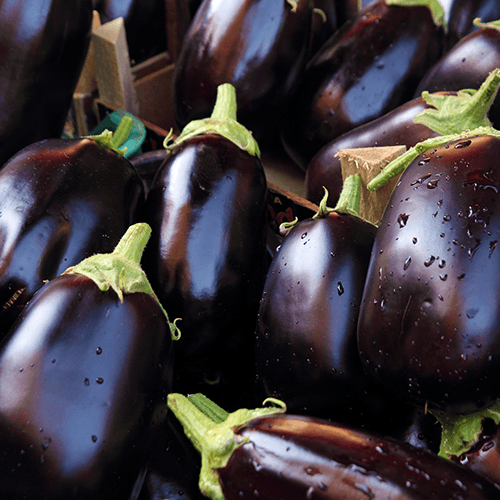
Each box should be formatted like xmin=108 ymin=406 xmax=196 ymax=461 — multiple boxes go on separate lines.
xmin=337 ymin=145 xmax=406 ymax=226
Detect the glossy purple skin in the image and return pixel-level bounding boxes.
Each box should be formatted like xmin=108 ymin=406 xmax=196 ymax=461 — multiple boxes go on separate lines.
xmin=0 ymin=274 xmax=173 ymax=500
xmin=172 ymin=0 xmax=314 ymax=143
xmin=446 ymin=0 xmax=500 ymax=47
xmin=0 ymin=0 xmax=92 ymax=168
xmin=357 ymin=135 xmax=500 ymax=414
xmin=280 ymin=0 xmax=445 ymax=170
xmin=305 ymin=95 xmax=442 ymax=206
xmin=0 ymin=138 xmax=145 ymax=338
xmin=415 ymin=26 xmax=500 ymax=129
xmin=142 ymin=135 xmax=268 ymax=409
xmin=255 ymin=212 xmax=416 ymax=435
xmin=218 ymin=414 xmax=500 ymax=500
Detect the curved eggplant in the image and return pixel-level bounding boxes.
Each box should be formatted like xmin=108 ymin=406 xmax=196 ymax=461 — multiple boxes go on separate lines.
xmin=280 ymin=0 xmax=446 ymax=170
xmin=0 ymin=135 xmax=145 ymax=338
xmin=0 ymin=224 xmax=176 ymax=500
xmin=357 ymin=129 xmax=500 ymax=415
xmin=168 ymin=393 xmax=500 ymax=500
xmin=171 ymin=0 xmax=314 ymax=144
xmin=415 ymin=19 xmax=500 ymax=128
xmin=143 ymin=85 xmax=268 ymax=409
xmin=0 ymin=0 xmax=92 ymax=168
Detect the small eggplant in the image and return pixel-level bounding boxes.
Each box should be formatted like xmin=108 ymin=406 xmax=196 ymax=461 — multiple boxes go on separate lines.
xmin=171 ymin=0 xmax=314 ymax=144
xmin=306 ymin=68 xmax=500 ymax=206
xmin=0 ymin=223 xmax=179 ymax=500
xmin=415 ymin=19 xmax=500 ymax=128
xmin=357 ymin=127 xmax=500 ymax=415
xmin=0 ymin=121 xmax=145 ymax=338
xmin=0 ymin=0 xmax=93 ymax=167
xmin=255 ymin=178 xmax=414 ymax=436
xmin=143 ymin=84 xmax=268 ymax=409
xmin=280 ymin=0 xmax=446 ymax=170
xmin=167 ymin=393 xmax=500 ymax=500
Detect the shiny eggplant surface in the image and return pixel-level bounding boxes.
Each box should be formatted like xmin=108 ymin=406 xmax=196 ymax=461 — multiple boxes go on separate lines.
xmin=255 ymin=208 xmax=415 ymax=435
xmin=143 ymin=134 xmax=268 ymax=409
xmin=280 ymin=0 xmax=446 ymax=170
xmin=0 ymin=0 xmax=92 ymax=167
xmin=0 ymin=272 xmax=173 ymax=500
xmin=357 ymin=133 xmax=500 ymax=414
xmin=172 ymin=0 xmax=314 ymax=143
xmin=305 ymin=95 xmax=441 ymax=206
xmin=0 ymin=138 xmax=145 ymax=338
xmin=415 ymin=22 xmax=500 ymax=128
xmin=220 ymin=414 xmax=500 ymax=500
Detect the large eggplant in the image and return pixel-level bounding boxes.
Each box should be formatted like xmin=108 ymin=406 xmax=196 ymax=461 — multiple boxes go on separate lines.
xmin=357 ymin=127 xmax=500 ymax=415
xmin=0 ymin=128 xmax=145 ymax=338
xmin=0 ymin=0 xmax=93 ymax=167
xmin=171 ymin=0 xmax=314 ymax=144
xmin=143 ymin=84 xmax=268 ymax=409
xmin=167 ymin=393 xmax=500 ymax=500
xmin=280 ymin=0 xmax=446 ymax=170
xmin=0 ymin=224 xmax=178 ymax=500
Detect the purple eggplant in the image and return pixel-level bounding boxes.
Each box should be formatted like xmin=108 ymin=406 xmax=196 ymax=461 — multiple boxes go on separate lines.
xmin=255 ymin=178 xmax=415 ymax=436
xmin=171 ymin=0 xmax=314 ymax=144
xmin=0 ymin=223 xmax=179 ymax=500
xmin=415 ymin=19 xmax=500 ymax=128
xmin=280 ymin=0 xmax=446 ymax=170
xmin=167 ymin=393 xmax=500 ymax=500
xmin=357 ymin=127 xmax=500 ymax=415
xmin=0 ymin=0 xmax=93 ymax=168
xmin=306 ymin=68 xmax=500 ymax=206
xmin=142 ymin=84 xmax=268 ymax=409
xmin=0 ymin=123 xmax=145 ymax=338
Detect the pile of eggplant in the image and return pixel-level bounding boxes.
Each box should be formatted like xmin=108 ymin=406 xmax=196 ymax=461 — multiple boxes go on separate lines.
xmin=3 ymin=0 xmax=500 ymax=498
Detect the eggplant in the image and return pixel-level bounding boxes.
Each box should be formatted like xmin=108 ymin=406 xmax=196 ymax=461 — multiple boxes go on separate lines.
xmin=130 ymin=148 xmax=169 ymax=196
xmin=446 ymin=0 xmax=500 ymax=47
xmin=171 ymin=0 xmax=314 ymax=144
xmin=142 ymin=84 xmax=268 ymax=409
xmin=167 ymin=393 xmax=500 ymax=500
xmin=0 ymin=0 xmax=93 ymax=168
xmin=0 ymin=125 xmax=145 ymax=338
xmin=255 ymin=178 xmax=415 ymax=436
xmin=306 ymin=68 xmax=500 ymax=206
xmin=93 ymin=0 xmax=167 ymax=65
xmin=0 ymin=223 xmax=179 ymax=500
xmin=415 ymin=19 xmax=500 ymax=129
xmin=280 ymin=0 xmax=446 ymax=170
xmin=357 ymin=127 xmax=500 ymax=415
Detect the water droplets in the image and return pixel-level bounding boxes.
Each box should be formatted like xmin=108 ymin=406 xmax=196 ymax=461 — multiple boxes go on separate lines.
xmin=397 ymin=213 xmax=409 ymax=228
xmin=404 ymin=257 xmax=412 ymax=270
xmin=337 ymin=282 xmax=344 ymax=296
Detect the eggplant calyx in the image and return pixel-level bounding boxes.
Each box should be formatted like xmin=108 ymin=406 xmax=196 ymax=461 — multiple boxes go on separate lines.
xmin=62 ymin=223 xmax=181 ymax=341
xmin=431 ymin=400 xmax=500 ymax=460
xmin=414 ymin=68 xmax=500 ymax=136
xmin=286 ymin=0 xmax=299 ymax=12
xmin=164 ymin=83 xmax=261 ymax=157
xmin=86 ymin=115 xmax=134 ymax=156
xmin=474 ymin=17 xmax=500 ymax=31
xmin=313 ymin=175 xmax=362 ymax=219
xmin=368 ymin=126 xmax=500 ymax=191
xmin=167 ymin=393 xmax=286 ymax=500
xmin=386 ymin=0 xmax=446 ymax=29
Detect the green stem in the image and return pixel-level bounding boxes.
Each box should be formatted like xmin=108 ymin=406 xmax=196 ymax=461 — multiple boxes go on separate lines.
xmin=167 ymin=393 xmax=286 ymax=500
xmin=368 ymin=126 xmax=500 ymax=191
xmin=62 ymin=223 xmax=181 ymax=340
xmin=87 ymin=115 xmax=134 ymax=156
xmin=413 ymin=68 xmax=500 ymax=136
xmin=164 ymin=83 xmax=260 ymax=157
